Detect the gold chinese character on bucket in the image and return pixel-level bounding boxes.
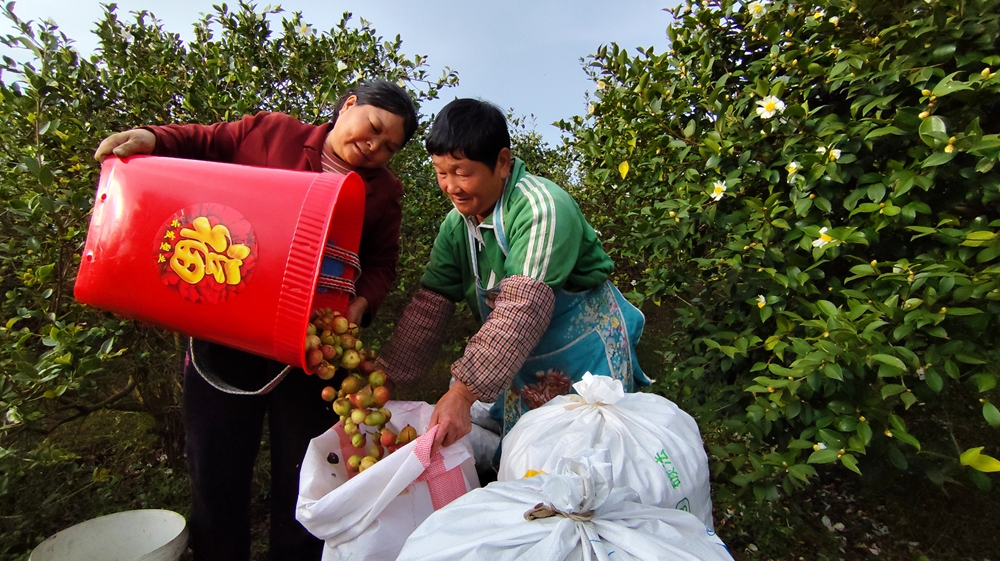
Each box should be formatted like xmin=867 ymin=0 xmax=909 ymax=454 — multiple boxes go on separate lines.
xmin=169 ymin=216 xmax=251 ymax=285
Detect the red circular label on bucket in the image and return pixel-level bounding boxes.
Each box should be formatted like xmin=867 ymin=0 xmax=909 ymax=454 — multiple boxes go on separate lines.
xmin=155 ymin=204 xmax=258 ymax=303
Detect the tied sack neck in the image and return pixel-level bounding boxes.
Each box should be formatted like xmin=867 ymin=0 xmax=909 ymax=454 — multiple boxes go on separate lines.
xmin=523 ymin=502 xmax=595 ymax=523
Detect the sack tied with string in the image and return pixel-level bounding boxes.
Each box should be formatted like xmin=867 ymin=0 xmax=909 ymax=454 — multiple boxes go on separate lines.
xmin=498 ymin=373 xmax=714 ymax=528
xmin=398 ymin=448 xmax=733 ymax=561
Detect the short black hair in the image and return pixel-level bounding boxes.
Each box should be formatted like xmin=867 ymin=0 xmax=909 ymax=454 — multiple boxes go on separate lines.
xmin=334 ymin=80 xmax=419 ymax=145
xmin=425 ymin=98 xmax=510 ymax=168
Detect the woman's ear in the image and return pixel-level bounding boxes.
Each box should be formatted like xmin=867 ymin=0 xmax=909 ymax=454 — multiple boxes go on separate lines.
xmin=495 ymin=147 xmax=512 ymax=179
xmin=339 ymin=95 xmax=359 ymax=116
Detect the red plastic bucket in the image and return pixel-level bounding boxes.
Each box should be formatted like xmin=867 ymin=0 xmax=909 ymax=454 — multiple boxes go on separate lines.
xmin=73 ymin=155 xmax=365 ymax=371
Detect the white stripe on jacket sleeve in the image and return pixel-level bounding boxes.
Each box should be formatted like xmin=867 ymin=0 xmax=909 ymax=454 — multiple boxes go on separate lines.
xmin=516 ymin=176 xmax=557 ymax=279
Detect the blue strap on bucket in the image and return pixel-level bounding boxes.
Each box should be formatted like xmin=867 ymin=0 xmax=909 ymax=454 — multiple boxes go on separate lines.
xmin=316 ymin=242 xmax=361 ymax=296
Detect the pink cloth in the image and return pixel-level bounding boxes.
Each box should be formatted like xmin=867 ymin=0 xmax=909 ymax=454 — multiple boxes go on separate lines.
xmin=414 ymin=426 xmax=469 ymax=510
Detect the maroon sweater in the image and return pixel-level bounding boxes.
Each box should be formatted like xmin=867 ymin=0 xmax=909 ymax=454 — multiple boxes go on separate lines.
xmin=145 ymin=111 xmax=402 ymax=321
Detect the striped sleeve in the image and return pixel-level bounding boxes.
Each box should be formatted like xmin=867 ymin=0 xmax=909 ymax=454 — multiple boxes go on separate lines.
xmin=504 ymin=175 xmax=583 ymax=288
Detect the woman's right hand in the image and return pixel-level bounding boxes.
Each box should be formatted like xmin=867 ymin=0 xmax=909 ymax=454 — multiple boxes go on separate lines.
xmin=94 ymin=129 xmax=156 ymax=162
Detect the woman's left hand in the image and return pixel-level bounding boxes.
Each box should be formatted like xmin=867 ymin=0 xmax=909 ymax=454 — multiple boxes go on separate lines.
xmin=346 ymin=296 xmax=368 ymax=326
xmin=429 ymin=380 xmax=476 ymax=454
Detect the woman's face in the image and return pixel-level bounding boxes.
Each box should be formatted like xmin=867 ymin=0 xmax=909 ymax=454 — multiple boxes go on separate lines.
xmin=325 ymin=95 xmax=406 ymax=169
xmin=432 ymin=148 xmax=511 ymax=223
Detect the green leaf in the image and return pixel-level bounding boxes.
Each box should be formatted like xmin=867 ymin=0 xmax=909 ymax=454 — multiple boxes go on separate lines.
xmin=888 ymin=445 xmax=908 ymax=470
xmin=881 ymin=384 xmax=906 ymax=399
xmin=857 ymin=421 xmax=872 ymax=445
xmin=925 ymin=369 xmax=944 ymax=393
xmin=901 ymin=392 xmax=917 ymax=409
xmin=816 ymin=300 xmax=838 ymax=317
xmin=983 ymin=403 xmax=1000 ymax=428
xmin=945 ymin=360 xmax=961 ymax=379
xmin=788 ymin=439 xmax=814 ymax=450
xmin=891 ymin=427 xmax=921 ymax=451
xmin=972 ymin=373 xmax=997 ymax=393
xmin=931 ymin=71 xmax=972 ymax=97
xmin=21 ymin=155 xmax=39 ymax=176
xmin=930 ymin=44 xmax=957 ymax=61
xmin=945 ymin=307 xmax=984 ymax=316
xmin=956 ymin=354 xmax=986 ymax=365
xmin=807 ymin=449 xmax=841 ymax=464
xmin=918 ymin=115 xmax=947 ymax=147
xmin=760 ymin=306 xmax=772 ymax=322
xmin=871 ymin=353 xmax=906 ymax=371
xmin=864 ymin=126 xmax=905 ymax=140
xmin=849 ymin=263 xmax=876 ymax=277
xmin=788 ymin=463 xmax=816 ymax=482
xmin=922 ymin=151 xmax=956 ymax=168
xmin=977 ymin=244 xmax=1000 ymax=263
xmin=840 ymin=454 xmax=861 ymax=475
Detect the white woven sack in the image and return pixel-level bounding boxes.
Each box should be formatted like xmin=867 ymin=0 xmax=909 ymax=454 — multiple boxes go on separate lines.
xmin=398 ymin=448 xmax=733 ymax=561
xmin=297 ymin=401 xmax=479 ymax=561
xmin=498 ymin=373 xmax=714 ymax=528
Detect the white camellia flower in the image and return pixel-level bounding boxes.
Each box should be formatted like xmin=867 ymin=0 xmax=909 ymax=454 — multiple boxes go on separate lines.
xmin=813 ymin=442 xmax=828 ymax=451
xmin=757 ymin=294 xmax=767 ymax=308
xmin=829 ymin=16 xmax=839 ymax=25
xmin=710 ymin=180 xmax=727 ymax=201
xmin=828 ymin=148 xmax=842 ymax=162
xmin=749 ymin=1 xmax=766 ymax=18
xmin=755 ymin=95 xmax=786 ymax=119
xmin=812 ymin=227 xmax=834 ymax=247
xmin=816 ymin=146 xmax=827 ymax=155
xmin=786 ymin=161 xmax=801 ymax=175
xmin=336 ymin=61 xmax=348 ymax=72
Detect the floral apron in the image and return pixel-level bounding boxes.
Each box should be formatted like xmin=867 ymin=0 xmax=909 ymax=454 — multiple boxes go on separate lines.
xmin=467 ymin=192 xmax=650 ymax=442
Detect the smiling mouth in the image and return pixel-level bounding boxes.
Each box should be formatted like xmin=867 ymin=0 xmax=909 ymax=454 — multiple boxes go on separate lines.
xmin=352 ymin=143 xmax=367 ymax=161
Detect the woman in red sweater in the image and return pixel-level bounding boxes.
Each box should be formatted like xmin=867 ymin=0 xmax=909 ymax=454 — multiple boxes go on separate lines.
xmin=94 ymin=80 xmax=417 ymax=561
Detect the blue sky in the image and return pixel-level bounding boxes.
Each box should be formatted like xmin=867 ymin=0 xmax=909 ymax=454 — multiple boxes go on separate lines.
xmin=7 ymin=0 xmax=676 ymax=145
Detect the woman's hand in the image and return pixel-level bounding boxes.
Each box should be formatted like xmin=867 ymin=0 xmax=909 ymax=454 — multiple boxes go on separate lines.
xmin=345 ymin=296 xmax=368 ymax=326
xmin=429 ymin=379 xmax=476 ymax=454
xmin=94 ymin=129 xmax=157 ymax=162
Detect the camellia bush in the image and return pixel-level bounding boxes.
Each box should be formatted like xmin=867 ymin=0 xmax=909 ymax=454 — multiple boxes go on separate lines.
xmin=564 ymin=0 xmax=1000 ymax=504
xmin=0 ymin=0 xmax=456 ymax=464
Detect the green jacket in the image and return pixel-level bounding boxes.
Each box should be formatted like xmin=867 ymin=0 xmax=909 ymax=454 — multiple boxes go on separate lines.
xmin=421 ymin=158 xmax=613 ymax=321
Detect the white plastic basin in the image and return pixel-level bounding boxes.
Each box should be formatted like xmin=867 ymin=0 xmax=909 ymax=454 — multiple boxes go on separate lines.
xmin=29 ymin=509 xmax=188 ymax=561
